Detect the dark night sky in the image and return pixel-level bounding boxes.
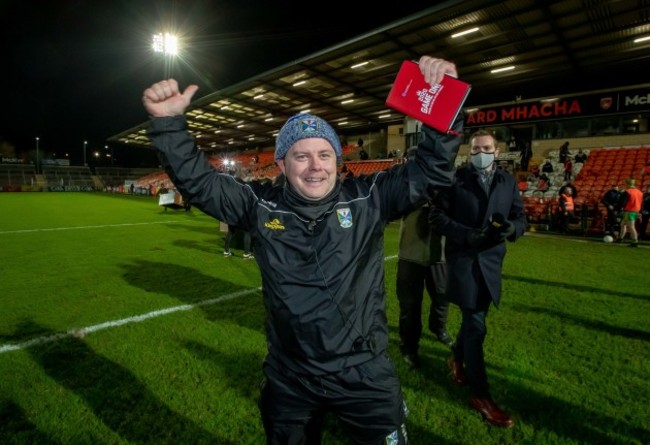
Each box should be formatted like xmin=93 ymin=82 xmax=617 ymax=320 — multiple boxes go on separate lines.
xmin=1 ymin=0 xmax=435 ymax=165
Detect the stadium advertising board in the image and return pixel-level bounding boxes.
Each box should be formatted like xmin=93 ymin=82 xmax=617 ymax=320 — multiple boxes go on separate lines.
xmin=466 ymin=86 xmax=650 ymax=127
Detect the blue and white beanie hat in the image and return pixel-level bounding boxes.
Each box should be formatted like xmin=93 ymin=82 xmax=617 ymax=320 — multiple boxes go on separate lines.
xmin=275 ymin=113 xmax=342 ymax=163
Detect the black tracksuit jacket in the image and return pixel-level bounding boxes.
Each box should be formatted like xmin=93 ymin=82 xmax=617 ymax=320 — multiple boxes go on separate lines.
xmin=148 ymin=115 xmax=461 ymax=376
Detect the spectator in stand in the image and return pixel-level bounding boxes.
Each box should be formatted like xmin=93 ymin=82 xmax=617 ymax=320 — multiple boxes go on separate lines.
xmin=639 ymin=184 xmax=650 ymax=240
xmin=536 ymin=174 xmax=550 ymax=192
xmin=340 ymin=163 xmax=353 ymax=180
xmin=600 ymin=184 xmax=621 ymax=235
xmin=397 ymin=200 xmax=452 ymax=370
xmin=518 ymin=178 xmax=529 ymax=193
xmin=507 ymin=135 xmax=518 ymax=152
xmin=563 ymin=157 xmax=573 ymax=181
xmin=559 ymin=141 xmax=571 ymax=163
xmin=574 ymin=149 xmax=588 ymax=164
xmin=616 ymin=179 xmax=644 ymax=247
xmin=530 ymin=164 xmax=540 ymax=178
xmin=541 ymin=159 xmax=554 ymax=174
xmin=519 ymin=141 xmax=533 ymax=172
xmin=558 ymin=186 xmax=575 ymax=233
xmin=358 ymin=138 xmax=369 ymax=160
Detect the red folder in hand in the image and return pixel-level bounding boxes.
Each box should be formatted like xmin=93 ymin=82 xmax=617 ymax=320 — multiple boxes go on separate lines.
xmin=385 ymin=60 xmax=471 ymax=134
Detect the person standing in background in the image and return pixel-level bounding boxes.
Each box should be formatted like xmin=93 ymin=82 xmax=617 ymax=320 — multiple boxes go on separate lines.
xmin=617 ymin=179 xmax=644 ymax=247
xmin=507 ymin=135 xmax=518 ymax=152
xmin=519 ymin=141 xmax=533 ymax=172
xmin=397 ymin=200 xmax=452 ymax=370
xmin=639 ymin=184 xmax=650 ymax=240
xmin=563 ymin=157 xmax=574 ymax=181
xmin=558 ymin=186 xmax=575 ymax=234
xmin=559 ymin=141 xmax=571 ymax=163
xmin=429 ymin=129 xmax=527 ymax=428
xmin=600 ymin=184 xmax=621 ymax=235
xmin=223 ymin=225 xmax=254 ymax=258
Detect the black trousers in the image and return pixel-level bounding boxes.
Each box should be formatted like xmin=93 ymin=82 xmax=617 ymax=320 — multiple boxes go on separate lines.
xmin=258 ymin=354 xmax=408 ymax=445
xmin=396 ymin=259 xmax=449 ymax=355
xmin=224 ymin=225 xmax=252 ymax=253
xmin=604 ymin=209 xmax=619 ymax=234
xmin=453 ymin=283 xmax=493 ymax=398
xmin=639 ymin=212 xmax=649 ymax=239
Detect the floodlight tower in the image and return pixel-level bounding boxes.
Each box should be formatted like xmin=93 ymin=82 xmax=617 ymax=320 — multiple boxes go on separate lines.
xmin=83 ymin=140 xmax=88 ymax=167
xmin=152 ymin=33 xmax=178 ymax=78
xmin=35 ymin=137 xmax=40 ymax=174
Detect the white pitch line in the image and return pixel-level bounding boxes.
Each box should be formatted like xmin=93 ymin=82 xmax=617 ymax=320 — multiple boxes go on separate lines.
xmin=0 ymin=287 xmax=261 ymax=354
xmin=0 ymin=220 xmax=190 ymax=235
xmin=0 ymin=255 xmax=400 ymax=355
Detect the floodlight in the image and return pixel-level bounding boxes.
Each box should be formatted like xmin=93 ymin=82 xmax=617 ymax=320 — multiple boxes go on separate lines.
xmin=152 ymin=33 xmax=179 ymax=55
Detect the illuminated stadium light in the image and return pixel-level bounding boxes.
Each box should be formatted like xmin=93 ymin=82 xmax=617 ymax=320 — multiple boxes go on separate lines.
xmin=451 ymin=27 xmax=479 ymax=38
xmin=152 ymin=33 xmax=179 ymax=55
xmin=491 ymin=66 xmax=515 ymax=74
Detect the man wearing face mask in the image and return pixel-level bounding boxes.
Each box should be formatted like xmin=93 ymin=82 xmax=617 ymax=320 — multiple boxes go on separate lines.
xmin=429 ymin=129 xmax=527 ymax=428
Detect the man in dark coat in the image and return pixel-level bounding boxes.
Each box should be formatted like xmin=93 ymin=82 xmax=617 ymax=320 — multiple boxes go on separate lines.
xmin=600 ymin=184 xmax=621 ymax=235
xmin=430 ymin=129 xmax=527 ymax=428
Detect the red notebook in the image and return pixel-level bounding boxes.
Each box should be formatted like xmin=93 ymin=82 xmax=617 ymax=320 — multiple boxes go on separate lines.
xmin=385 ymin=60 xmax=471 ymax=134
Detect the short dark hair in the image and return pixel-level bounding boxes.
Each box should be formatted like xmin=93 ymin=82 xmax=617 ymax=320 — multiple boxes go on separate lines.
xmin=469 ymin=129 xmax=497 ymax=146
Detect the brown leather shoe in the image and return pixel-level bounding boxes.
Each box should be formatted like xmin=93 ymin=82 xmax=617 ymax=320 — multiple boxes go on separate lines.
xmin=469 ymin=397 xmax=515 ymax=428
xmin=447 ymin=355 xmax=467 ymax=385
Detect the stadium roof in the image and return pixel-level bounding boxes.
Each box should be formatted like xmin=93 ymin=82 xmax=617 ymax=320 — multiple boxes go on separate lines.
xmin=109 ymin=0 xmax=650 ymax=152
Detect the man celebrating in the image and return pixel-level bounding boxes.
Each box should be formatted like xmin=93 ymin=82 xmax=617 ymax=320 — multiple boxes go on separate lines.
xmin=429 ymin=129 xmax=527 ymax=428
xmin=142 ymin=55 xmax=461 ymax=444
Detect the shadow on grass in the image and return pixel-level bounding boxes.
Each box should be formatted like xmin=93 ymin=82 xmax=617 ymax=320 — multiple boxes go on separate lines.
xmin=20 ymin=321 xmax=233 ymax=444
xmin=387 ymin=323 xmax=650 ymax=444
xmin=0 ymin=398 xmax=59 ymax=445
xmin=165 ymin=223 xmax=222 ymax=236
xmin=173 ymin=238 xmax=221 ymax=255
xmin=121 ymin=259 xmax=248 ymax=305
xmin=182 ymin=339 xmax=357 ymax=444
xmin=121 ymin=259 xmax=265 ymax=333
xmin=503 ymin=274 xmax=649 ymax=301
xmin=510 ymin=302 xmax=650 ymax=342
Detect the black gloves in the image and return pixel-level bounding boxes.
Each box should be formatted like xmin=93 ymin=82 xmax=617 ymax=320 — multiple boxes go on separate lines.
xmin=467 ymin=228 xmax=488 ymax=247
xmin=466 ymin=213 xmax=515 ymax=247
xmin=495 ymin=219 xmax=515 ymax=241
xmin=489 ymin=213 xmax=515 ymax=241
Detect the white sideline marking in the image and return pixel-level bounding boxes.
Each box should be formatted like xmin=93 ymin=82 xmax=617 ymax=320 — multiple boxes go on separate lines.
xmin=0 ymin=255 xmax=399 ymax=355
xmin=0 ymin=288 xmax=261 ymax=354
xmin=0 ymin=220 xmax=189 ymax=235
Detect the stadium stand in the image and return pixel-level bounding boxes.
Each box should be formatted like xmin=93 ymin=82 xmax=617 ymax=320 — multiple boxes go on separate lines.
xmin=95 ymin=167 xmax=160 ymax=188
xmin=523 ymin=146 xmax=650 ymax=234
xmin=343 ymin=160 xmax=400 ymax=176
xmin=0 ymin=164 xmax=36 ymax=188
xmin=41 ymin=166 xmax=94 ymax=187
